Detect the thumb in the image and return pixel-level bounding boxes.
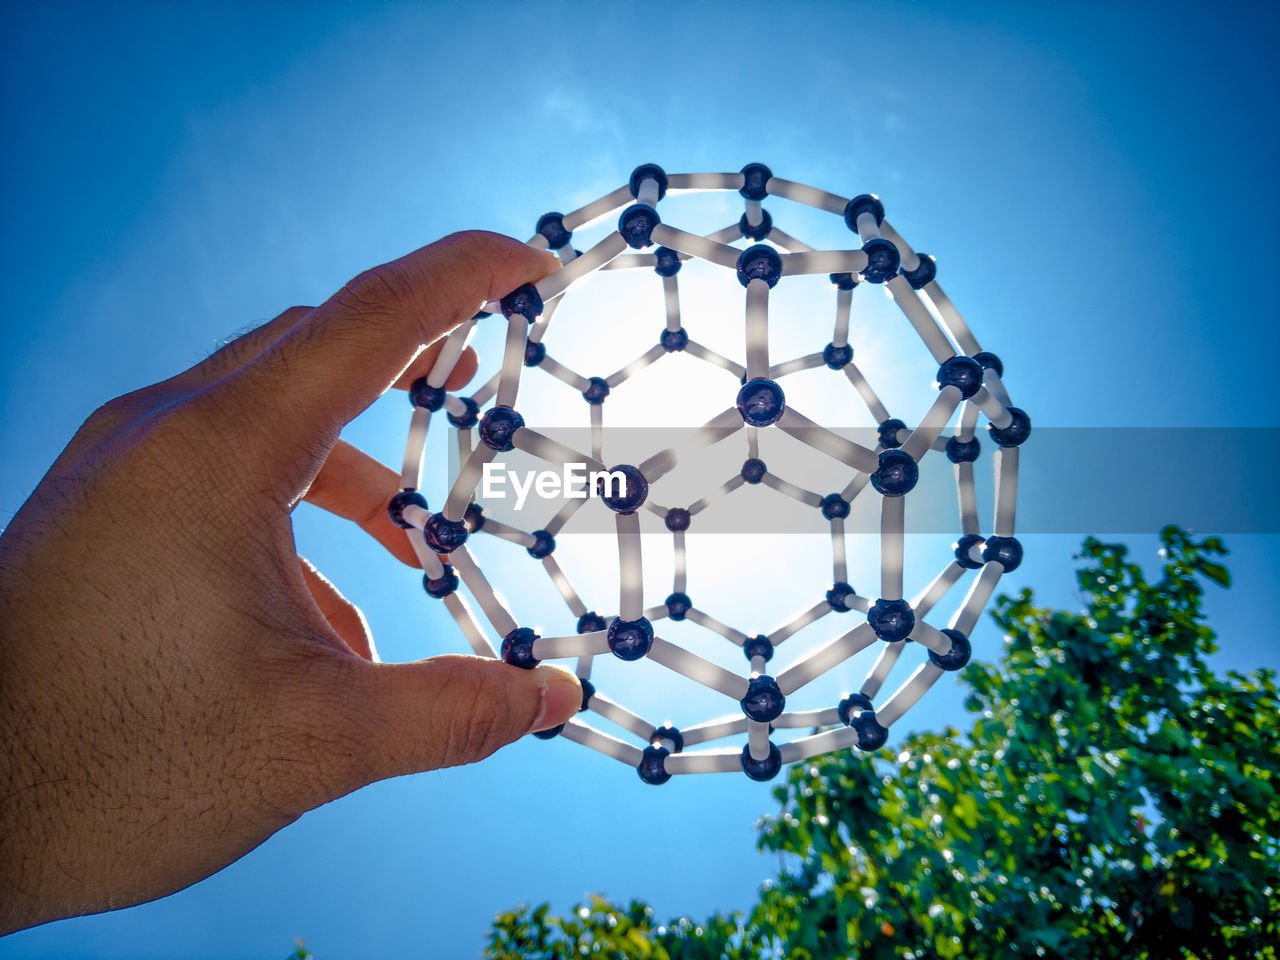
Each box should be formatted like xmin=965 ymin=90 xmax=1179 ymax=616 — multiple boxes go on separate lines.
xmin=336 ymin=655 xmax=583 ymax=784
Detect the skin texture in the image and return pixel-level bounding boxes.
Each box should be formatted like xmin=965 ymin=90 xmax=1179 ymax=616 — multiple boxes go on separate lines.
xmin=0 ymin=231 xmax=581 ymax=934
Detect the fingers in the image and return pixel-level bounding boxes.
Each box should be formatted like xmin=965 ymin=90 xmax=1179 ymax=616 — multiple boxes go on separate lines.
xmin=302 ymin=440 xmax=419 ymax=568
xmin=298 ymin=557 xmax=377 ymax=661
xmin=327 ymin=656 xmax=582 ymax=785
xmin=210 ymin=232 xmax=558 ymax=458
xmin=199 ymin=309 xmax=478 ymax=396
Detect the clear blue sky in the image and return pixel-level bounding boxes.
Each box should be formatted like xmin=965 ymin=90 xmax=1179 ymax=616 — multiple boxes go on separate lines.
xmin=2 ymin=1 xmax=1278 ymax=957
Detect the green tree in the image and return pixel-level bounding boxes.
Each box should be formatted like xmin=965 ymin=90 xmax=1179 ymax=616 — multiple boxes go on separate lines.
xmin=487 ymin=529 xmax=1279 ymax=959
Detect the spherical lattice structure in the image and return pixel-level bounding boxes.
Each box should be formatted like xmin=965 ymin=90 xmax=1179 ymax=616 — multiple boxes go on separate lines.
xmin=390 ymin=164 xmax=1030 ymax=784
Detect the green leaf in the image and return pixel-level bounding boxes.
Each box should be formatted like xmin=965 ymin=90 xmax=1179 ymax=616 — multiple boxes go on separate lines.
xmin=1201 ymin=536 xmax=1227 ymax=554
xmin=1198 ymin=560 xmax=1232 ymax=587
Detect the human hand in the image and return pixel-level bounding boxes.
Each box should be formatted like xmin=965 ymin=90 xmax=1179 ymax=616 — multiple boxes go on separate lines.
xmin=0 ymin=231 xmax=581 ymax=933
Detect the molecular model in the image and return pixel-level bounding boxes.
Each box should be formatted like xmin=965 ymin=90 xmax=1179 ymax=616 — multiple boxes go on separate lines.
xmin=387 ymin=164 xmax=1031 ymax=784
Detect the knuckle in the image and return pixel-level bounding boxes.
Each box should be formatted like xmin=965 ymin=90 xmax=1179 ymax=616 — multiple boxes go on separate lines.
xmin=444 ymin=669 xmax=513 ymax=765
xmin=82 ymin=386 xmax=164 ymax=434
xmin=275 ymin=304 xmax=313 ymax=324
xmin=58 ymin=389 xmax=186 ymax=490
xmin=335 ymin=266 xmax=413 ymax=317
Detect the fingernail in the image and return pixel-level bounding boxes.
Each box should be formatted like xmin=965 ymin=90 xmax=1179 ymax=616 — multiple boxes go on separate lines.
xmin=530 ymin=666 xmax=582 ymax=733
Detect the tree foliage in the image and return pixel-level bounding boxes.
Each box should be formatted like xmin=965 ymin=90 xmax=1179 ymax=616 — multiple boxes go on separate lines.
xmin=486 ymin=529 xmax=1279 ymax=959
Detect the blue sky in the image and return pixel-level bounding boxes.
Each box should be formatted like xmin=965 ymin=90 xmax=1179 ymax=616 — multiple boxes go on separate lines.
xmin=2 ymin=1 xmax=1278 ymax=957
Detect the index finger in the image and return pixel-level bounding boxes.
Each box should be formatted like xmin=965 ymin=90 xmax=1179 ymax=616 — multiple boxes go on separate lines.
xmin=208 ymin=231 xmax=557 ymax=454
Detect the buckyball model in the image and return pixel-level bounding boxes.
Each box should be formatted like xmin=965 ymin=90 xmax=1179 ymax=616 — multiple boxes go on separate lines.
xmin=388 ymin=164 xmax=1030 ymax=784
